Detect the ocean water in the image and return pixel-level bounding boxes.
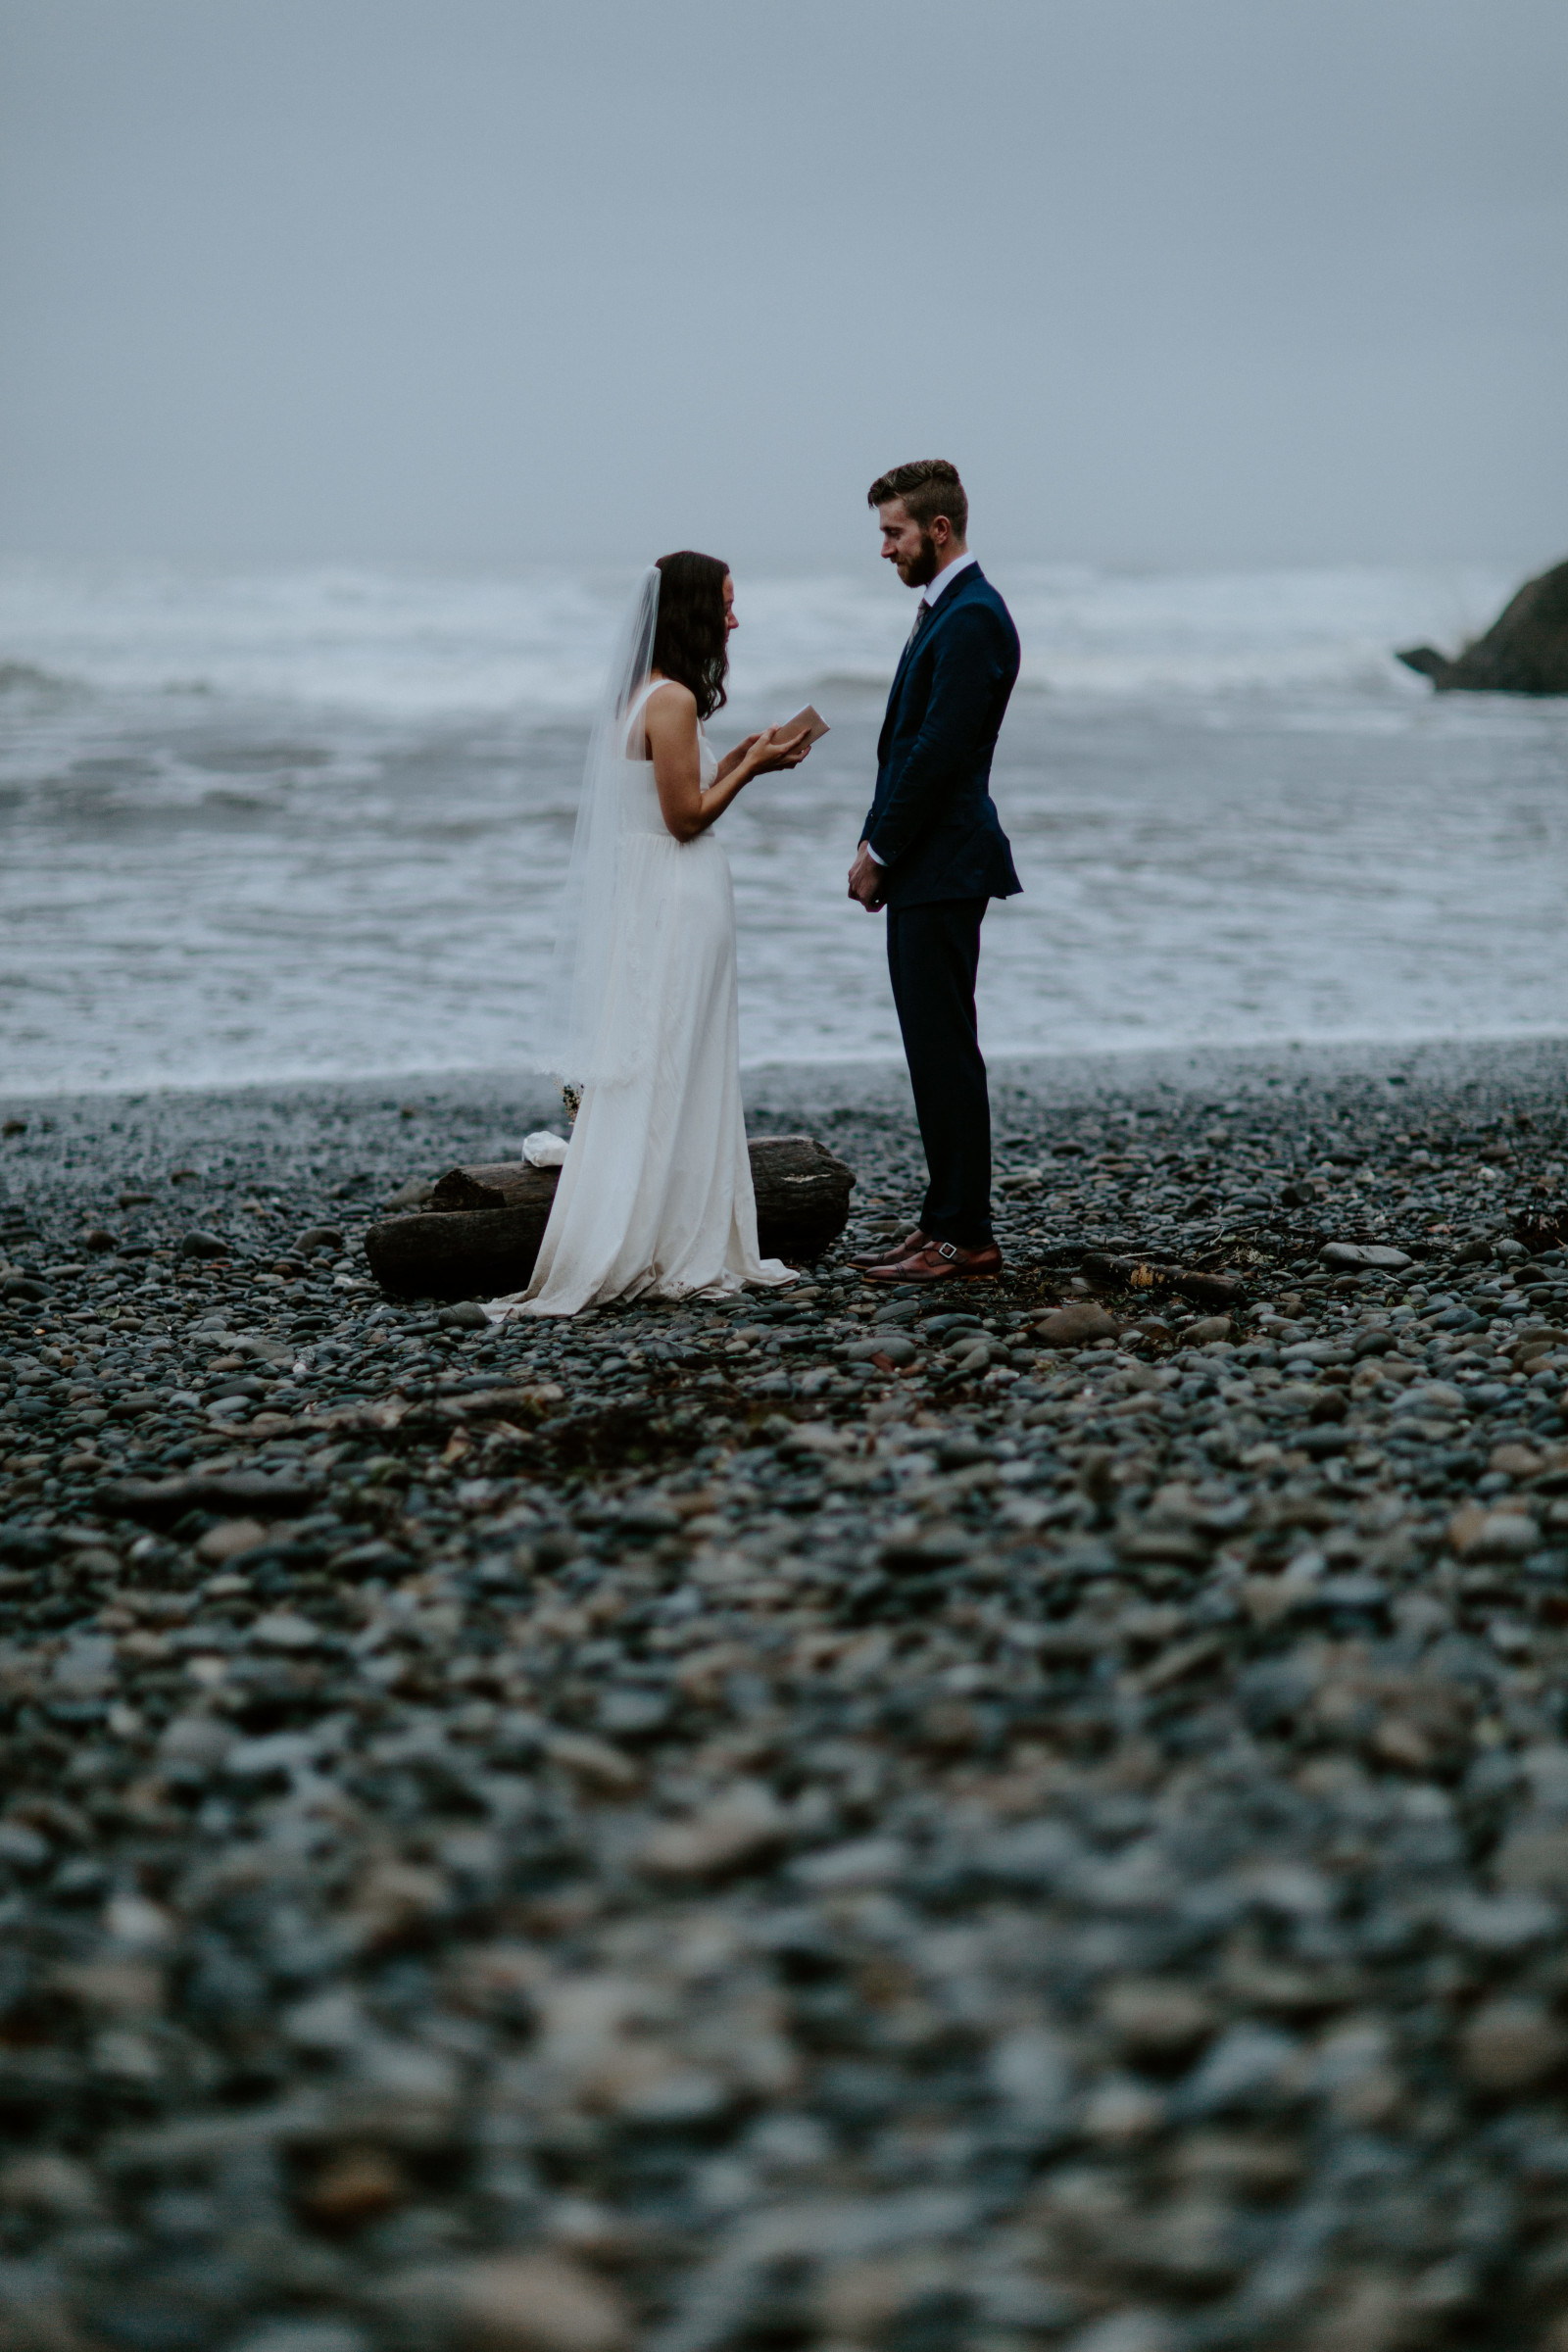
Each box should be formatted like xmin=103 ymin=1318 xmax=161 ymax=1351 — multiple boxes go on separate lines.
xmin=2 ymin=557 xmax=1565 ymax=1097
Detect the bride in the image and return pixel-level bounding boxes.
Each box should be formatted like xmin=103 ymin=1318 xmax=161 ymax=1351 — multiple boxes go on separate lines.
xmin=486 ymin=552 xmax=813 ymax=1320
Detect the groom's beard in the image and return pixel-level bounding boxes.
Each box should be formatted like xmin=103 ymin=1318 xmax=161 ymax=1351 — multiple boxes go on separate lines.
xmin=896 ymin=531 xmax=941 ymax=588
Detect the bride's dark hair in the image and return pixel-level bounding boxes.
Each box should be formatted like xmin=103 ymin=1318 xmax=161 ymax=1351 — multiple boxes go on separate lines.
xmin=652 ymin=550 xmax=729 ymax=720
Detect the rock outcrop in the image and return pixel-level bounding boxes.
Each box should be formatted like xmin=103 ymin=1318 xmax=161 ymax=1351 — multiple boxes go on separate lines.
xmin=1398 ymin=557 xmax=1568 ymax=694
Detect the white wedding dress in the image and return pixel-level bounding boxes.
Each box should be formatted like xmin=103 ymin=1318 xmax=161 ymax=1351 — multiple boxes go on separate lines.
xmin=486 ymin=677 xmax=796 ymax=1319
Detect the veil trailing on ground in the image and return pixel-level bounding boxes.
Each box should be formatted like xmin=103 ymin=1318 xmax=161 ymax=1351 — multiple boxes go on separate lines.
xmin=534 ymin=565 xmax=661 ymax=1089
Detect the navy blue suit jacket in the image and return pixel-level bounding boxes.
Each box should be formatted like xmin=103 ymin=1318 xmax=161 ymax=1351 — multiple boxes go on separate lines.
xmin=862 ymin=561 xmax=1022 ymax=909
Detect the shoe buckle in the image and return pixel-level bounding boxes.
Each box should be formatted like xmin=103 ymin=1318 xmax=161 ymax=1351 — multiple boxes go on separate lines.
xmin=938 ymin=1243 xmax=956 ymax=1261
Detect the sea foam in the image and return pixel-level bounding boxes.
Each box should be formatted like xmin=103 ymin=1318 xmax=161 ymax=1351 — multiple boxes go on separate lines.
xmin=1 ymin=557 xmax=1563 ymax=1095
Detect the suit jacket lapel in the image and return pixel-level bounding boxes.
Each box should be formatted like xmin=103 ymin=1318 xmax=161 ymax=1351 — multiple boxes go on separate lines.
xmin=878 ymin=565 xmax=987 ymax=760
xmin=880 ymin=633 xmax=918 ymax=741
xmin=879 ymin=638 xmax=914 ymax=761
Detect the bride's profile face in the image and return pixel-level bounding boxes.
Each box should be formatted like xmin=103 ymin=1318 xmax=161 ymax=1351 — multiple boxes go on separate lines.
xmin=722 ymin=574 xmax=737 ymax=637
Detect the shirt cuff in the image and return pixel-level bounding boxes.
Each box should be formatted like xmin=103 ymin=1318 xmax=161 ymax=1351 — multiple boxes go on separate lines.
xmin=865 ymin=844 xmax=886 ymax=866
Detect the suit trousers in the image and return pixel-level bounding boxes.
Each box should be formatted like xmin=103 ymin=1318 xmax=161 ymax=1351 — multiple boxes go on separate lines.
xmin=885 ymin=896 xmax=993 ymax=1250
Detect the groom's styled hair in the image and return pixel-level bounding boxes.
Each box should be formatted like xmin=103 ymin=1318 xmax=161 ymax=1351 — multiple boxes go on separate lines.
xmin=653 ymin=550 xmax=730 ymax=720
xmin=867 ymin=459 xmax=967 ymax=540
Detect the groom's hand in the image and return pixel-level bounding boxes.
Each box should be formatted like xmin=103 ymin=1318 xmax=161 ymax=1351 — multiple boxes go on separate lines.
xmin=847 ymin=842 xmax=885 ymax=910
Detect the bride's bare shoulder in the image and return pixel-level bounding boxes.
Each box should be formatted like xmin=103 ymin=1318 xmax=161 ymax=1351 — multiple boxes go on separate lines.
xmin=644 ymin=677 xmax=699 ymax=731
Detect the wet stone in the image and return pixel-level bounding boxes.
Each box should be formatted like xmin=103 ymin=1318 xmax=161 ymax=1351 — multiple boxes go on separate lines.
xmin=1037 ymin=1300 xmax=1120 ymax=1347
xmin=6 ymin=1060 xmax=1568 ymax=2344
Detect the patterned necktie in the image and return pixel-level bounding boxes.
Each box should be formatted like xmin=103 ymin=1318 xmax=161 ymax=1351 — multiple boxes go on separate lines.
xmin=906 ymin=598 xmax=932 ymax=652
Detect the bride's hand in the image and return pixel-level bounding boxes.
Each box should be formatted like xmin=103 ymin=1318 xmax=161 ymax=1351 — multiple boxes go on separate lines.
xmin=712 ymin=725 xmax=813 ymax=795
xmin=745 ymin=723 xmax=812 ymax=777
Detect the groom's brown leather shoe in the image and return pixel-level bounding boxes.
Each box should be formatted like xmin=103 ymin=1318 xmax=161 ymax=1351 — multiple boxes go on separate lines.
xmin=848 ymin=1228 xmax=930 ymax=1270
xmin=863 ymin=1239 xmax=1003 ymax=1285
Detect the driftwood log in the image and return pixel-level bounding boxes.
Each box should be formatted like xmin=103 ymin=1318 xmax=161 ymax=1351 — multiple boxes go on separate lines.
xmin=363 ymin=1134 xmax=856 ymax=1300
xmin=1398 ymin=557 xmax=1568 ymax=695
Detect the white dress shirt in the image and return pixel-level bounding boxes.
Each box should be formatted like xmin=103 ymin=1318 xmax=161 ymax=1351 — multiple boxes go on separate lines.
xmin=866 ymin=552 xmax=978 ymax=864
xmin=919 ymin=549 xmax=977 ymax=608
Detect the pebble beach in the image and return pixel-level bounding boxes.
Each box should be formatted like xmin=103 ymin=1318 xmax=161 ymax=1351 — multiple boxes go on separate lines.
xmin=6 ymin=1040 xmax=1568 ymax=2350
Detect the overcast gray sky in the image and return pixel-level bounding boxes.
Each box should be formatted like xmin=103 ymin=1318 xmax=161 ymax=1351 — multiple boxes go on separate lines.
xmin=2 ymin=0 xmax=1564 ymax=570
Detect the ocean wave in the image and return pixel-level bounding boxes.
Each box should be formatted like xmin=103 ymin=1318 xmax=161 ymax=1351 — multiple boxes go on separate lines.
xmin=5 ymin=636 xmax=1568 ymax=1094
xmin=0 ymin=659 xmax=79 ymax=698
xmin=0 ymin=557 xmax=1519 ymax=720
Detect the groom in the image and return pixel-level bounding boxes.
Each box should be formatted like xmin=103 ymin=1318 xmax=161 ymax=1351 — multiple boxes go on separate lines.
xmin=847 ymin=460 xmax=1021 ymax=1285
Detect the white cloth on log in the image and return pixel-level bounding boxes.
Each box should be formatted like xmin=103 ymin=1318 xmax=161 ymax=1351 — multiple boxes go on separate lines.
xmin=521 ymin=1131 xmax=569 ymax=1168
xmin=486 ymin=682 xmax=796 ymax=1319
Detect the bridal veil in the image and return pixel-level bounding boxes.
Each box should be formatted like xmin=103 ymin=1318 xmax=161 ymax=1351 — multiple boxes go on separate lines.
xmin=536 ymin=564 xmax=662 ymax=1089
